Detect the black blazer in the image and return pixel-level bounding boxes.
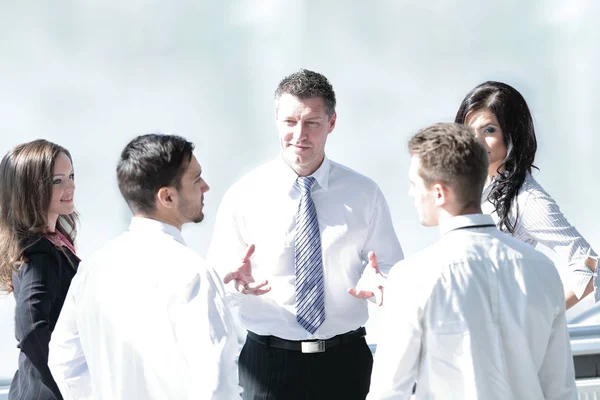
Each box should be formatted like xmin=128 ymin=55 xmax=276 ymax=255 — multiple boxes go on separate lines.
xmin=8 ymin=237 xmax=79 ymax=400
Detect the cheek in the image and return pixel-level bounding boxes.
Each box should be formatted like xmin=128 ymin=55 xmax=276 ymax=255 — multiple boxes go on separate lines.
xmin=311 ymin=130 xmax=327 ymax=145
xmin=278 ymin=128 xmax=293 ymax=142
xmin=487 ymin=136 xmax=506 ymax=154
xmin=48 ymin=187 xmax=61 ymax=211
xmin=51 ymin=186 xmax=62 ymax=201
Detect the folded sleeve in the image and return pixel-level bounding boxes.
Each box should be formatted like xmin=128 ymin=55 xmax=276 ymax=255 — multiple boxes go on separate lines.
xmin=362 ymin=186 xmax=404 ymax=277
xmin=517 ymin=190 xmax=597 ymax=299
xmin=207 ymin=187 xmax=248 ymax=299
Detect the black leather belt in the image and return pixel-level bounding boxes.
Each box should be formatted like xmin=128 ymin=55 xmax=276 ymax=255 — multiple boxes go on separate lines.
xmin=247 ymin=327 xmax=366 ymax=354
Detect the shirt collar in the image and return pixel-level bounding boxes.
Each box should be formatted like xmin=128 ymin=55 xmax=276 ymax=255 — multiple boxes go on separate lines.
xmin=276 ymin=154 xmax=331 ymax=193
xmin=439 ymin=214 xmax=496 ymax=235
xmin=128 ymin=217 xmax=186 ymax=245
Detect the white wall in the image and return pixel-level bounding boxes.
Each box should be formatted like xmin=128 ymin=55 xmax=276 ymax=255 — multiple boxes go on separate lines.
xmin=1 ymin=0 xmax=598 ymax=379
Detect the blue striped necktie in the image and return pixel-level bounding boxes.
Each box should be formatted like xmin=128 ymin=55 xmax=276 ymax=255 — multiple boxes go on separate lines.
xmin=294 ymin=176 xmax=325 ymax=334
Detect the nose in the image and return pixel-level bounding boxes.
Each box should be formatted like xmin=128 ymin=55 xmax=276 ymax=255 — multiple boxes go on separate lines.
xmin=202 ymin=180 xmax=210 ymax=193
xmin=292 ymin=123 xmax=307 ymax=142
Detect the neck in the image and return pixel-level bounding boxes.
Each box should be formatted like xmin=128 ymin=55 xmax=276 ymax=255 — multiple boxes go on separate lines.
xmin=438 ymin=204 xmax=483 ymax=224
xmin=284 ymin=155 xmax=324 ymax=177
xmin=47 ymin=213 xmax=58 ymax=233
xmin=487 ymin=162 xmax=503 ymax=184
xmin=134 ymin=213 xmax=182 ymax=231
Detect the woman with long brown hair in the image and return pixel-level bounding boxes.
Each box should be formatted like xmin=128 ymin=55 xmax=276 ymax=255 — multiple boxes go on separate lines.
xmin=0 ymin=139 xmax=80 ymax=400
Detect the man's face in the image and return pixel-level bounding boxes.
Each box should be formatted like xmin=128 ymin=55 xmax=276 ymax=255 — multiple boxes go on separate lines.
xmin=176 ymin=155 xmax=209 ymax=224
xmin=408 ymin=156 xmax=439 ymax=227
xmin=276 ymin=93 xmax=336 ymax=176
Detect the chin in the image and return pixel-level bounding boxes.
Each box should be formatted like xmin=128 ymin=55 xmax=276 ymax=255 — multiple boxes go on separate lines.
xmin=419 ymin=217 xmax=437 ymax=227
xmin=55 ymin=206 xmax=75 ymax=216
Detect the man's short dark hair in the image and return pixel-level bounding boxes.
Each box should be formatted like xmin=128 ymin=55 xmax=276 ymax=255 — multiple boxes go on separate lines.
xmin=408 ymin=123 xmax=489 ymax=209
xmin=275 ymin=69 xmax=337 ymax=118
xmin=117 ymin=133 xmax=194 ymax=214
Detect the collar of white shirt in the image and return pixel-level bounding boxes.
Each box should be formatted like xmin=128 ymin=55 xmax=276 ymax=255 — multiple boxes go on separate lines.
xmin=276 ymin=154 xmax=331 ymax=195
xmin=439 ymin=213 xmax=496 ymax=236
xmin=128 ymin=216 xmax=186 ymax=245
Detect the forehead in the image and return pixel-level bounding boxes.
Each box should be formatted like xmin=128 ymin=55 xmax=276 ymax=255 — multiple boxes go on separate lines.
xmin=408 ymin=156 xmax=422 ymax=180
xmin=53 ymin=152 xmax=73 ymax=172
xmin=277 ymin=93 xmax=326 ymax=117
xmin=465 ymin=107 xmax=499 ymax=127
xmin=184 ymin=154 xmax=200 ymax=176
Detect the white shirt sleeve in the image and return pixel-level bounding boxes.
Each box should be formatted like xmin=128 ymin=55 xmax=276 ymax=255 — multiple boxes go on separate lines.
xmin=48 ymin=274 xmax=92 ymax=400
xmin=361 ymin=187 xmax=404 ymax=277
xmin=206 ymin=188 xmax=251 ymax=344
xmin=367 ymin=263 xmax=422 ymax=400
xmin=173 ymin=269 xmax=242 ymax=399
xmin=537 ymin=303 xmax=578 ymax=400
xmin=518 ymin=190 xmax=596 ymax=299
xmin=207 ymin=187 xmax=248 ymax=297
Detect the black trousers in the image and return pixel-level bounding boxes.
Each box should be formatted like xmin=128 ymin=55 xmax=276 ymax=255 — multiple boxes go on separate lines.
xmin=239 ymin=332 xmax=373 ymax=400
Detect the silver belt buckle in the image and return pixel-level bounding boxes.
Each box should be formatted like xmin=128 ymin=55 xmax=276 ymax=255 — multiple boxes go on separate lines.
xmin=301 ymin=340 xmax=326 ymax=353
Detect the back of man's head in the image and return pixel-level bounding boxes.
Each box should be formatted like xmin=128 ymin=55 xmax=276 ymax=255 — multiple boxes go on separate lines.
xmin=275 ymin=69 xmax=337 ymax=118
xmin=117 ymin=133 xmax=194 ymax=214
xmin=408 ymin=123 xmax=488 ymax=209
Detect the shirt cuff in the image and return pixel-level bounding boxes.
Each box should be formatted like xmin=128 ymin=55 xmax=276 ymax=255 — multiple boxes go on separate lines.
xmin=225 ymin=290 xmax=245 ymax=308
xmin=570 ymin=266 xmax=593 ymax=300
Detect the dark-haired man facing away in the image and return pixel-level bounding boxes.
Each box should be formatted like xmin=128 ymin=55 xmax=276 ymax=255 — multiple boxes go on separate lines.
xmin=49 ymin=134 xmax=240 ymax=399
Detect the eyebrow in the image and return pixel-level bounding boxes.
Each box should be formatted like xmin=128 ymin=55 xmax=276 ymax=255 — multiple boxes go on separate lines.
xmin=53 ymin=171 xmax=74 ymax=177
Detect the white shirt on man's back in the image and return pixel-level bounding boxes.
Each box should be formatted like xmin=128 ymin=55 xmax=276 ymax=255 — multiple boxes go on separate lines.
xmin=49 ymin=217 xmax=240 ymax=400
xmin=368 ymin=214 xmax=576 ymax=400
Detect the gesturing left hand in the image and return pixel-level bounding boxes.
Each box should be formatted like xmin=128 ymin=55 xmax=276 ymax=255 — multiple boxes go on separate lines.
xmin=348 ymin=251 xmax=386 ymax=306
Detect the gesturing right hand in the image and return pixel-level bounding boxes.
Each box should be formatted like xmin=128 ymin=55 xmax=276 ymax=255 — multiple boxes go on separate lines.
xmin=223 ymin=244 xmax=271 ymax=295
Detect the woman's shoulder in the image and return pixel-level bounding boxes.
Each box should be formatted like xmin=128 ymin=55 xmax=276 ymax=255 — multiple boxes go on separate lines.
xmin=20 ymin=237 xmax=73 ymax=269
xmin=22 ymin=236 xmax=56 ymax=255
xmin=17 ymin=237 xmax=79 ymax=277
xmin=517 ymin=172 xmax=553 ymax=201
xmin=513 ymin=172 xmax=562 ymax=225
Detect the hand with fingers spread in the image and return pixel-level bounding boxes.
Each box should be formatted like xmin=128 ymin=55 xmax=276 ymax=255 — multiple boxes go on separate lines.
xmin=348 ymin=251 xmax=386 ymax=306
xmin=223 ymin=244 xmax=271 ymax=295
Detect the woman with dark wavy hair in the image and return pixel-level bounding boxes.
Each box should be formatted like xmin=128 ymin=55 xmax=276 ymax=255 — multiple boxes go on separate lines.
xmin=455 ymin=81 xmax=597 ymax=309
xmin=0 ymin=139 xmax=80 ymax=400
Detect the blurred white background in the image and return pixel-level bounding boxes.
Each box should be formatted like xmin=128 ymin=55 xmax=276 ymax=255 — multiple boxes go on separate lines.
xmin=1 ymin=0 xmax=599 ymax=384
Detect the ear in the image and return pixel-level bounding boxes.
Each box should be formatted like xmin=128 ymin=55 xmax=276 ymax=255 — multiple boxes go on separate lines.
xmin=327 ymin=112 xmax=337 ymax=134
xmin=156 ymin=187 xmax=178 ymax=210
xmin=433 ymin=183 xmax=447 ymax=206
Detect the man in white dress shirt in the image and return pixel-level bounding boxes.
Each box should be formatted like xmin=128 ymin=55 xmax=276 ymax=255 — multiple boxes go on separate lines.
xmin=48 ymin=134 xmax=240 ymax=399
xmin=207 ymin=69 xmax=404 ymax=399
xmin=368 ymin=123 xmax=577 ymax=399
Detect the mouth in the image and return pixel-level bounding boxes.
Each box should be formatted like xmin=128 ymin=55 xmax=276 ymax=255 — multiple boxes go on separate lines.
xmin=60 ymin=196 xmax=73 ymax=203
xmin=289 ymin=144 xmax=310 ymax=151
